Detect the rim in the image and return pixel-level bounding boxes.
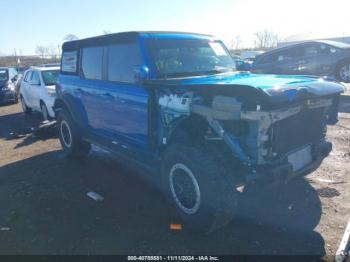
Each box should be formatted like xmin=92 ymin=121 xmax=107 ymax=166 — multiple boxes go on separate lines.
xmin=60 ymin=120 xmax=72 ymax=148
xmin=41 ymin=104 xmax=49 ymax=121
xmin=339 ymin=64 xmax=350 ymax=82
xmin=169 ymin=163 xmax=201 ymax=215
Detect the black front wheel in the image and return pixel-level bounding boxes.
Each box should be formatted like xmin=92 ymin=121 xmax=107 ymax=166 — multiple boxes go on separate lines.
xmin=40 ymin=103 xmax=50 ymax=121
xmin=162 ymin=144 xmax=239 ymax=234
xmin=57 ymin=109 xmax=91 ymax=158
xmin=20 ymin=95 xmax=31 ymax=114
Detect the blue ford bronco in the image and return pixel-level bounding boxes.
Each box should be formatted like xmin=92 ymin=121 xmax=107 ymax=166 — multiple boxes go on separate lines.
xmin=55 ymin=31 xmax=344 ymax=233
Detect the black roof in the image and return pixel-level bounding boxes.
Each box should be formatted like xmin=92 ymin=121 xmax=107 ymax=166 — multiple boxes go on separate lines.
xmin=62 ymin=31 xmax=213 ymax=51
xmin=62 ymin=31 xmax=139 ymax=50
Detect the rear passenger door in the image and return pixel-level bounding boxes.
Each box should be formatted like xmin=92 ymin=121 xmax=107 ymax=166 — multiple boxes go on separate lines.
xmin=80 ymin=43 xmax=149 ymax=151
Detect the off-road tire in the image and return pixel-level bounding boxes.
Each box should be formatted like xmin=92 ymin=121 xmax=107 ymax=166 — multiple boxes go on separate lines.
xmin=57 ymin=108 xmax=91 ymax=159
xmin=162 ymin=144 xmax=239 ymax=234
xmin=336 ymin=60 xmax=350 ymax=83
xmin=20 ymin=95 xmax=31 ymax=114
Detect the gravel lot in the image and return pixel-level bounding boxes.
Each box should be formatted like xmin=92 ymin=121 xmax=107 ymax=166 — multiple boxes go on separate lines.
xmin=0 ymin=92 xmax=349 ymax=257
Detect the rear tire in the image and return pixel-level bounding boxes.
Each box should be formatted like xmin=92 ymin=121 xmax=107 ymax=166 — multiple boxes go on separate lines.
xmin=162 ymin=144 xmax=239 ymax=234
xmin=20 ymin=95 xmax=31 ymax=114
xmin=336 ymin=60 xmax=350 ymax=83
xmin=57 ymin=108 xmax=91 ymax=159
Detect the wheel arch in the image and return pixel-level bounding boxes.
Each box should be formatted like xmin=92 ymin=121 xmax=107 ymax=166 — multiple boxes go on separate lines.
xmin=166 ymin=115 xmax=210 ymax=147
xmin=54 ymin=94 xmax=88 ymax=129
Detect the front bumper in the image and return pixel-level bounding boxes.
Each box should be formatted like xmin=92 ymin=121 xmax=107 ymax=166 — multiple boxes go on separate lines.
xmin=246 ymin=141 xmax=332 ymax=185
xmin=0 ymin=89 xmax=16 ymax=103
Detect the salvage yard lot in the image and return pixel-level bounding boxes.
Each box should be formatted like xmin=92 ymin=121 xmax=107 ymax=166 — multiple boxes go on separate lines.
xmin=0 ymin=92 xmax=349 ymax=256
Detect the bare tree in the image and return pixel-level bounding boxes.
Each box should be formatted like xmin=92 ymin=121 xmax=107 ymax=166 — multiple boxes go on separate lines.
xmin=254 ymin=30 xmax=281 ymax=49
xmin=35 ymin=45 xmax=49 ymax=62
xmin=231 ymin=35 xmax=242 ymax=51
xmin=63 ymin=34 xmax=79 ymax=41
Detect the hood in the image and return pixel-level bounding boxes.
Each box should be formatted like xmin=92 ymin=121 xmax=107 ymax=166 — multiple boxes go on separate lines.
xmin=148 ymin=72 xmax=345 ymax=103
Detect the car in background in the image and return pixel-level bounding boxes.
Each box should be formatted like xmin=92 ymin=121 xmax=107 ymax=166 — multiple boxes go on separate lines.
xmin=251 ymin=40 xmax=350 ymax=82
xmin=36 ymin=63 xmax=61 ymax=68
xmin=0 ymin=67 xmax=19 ymax=104
xmin=240 ymin=50 xmax=264 ymax=60
xmin=19 ymin=66 xmax=59 ymax=120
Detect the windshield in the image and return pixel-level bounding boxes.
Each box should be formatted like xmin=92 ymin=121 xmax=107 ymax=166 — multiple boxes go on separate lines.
xmin=42 ymin=70 xmax=59 ymax=85
xmin=146 ymin=39 xmax=236 ymax=78
xmin=0 ymin=69 xmax=9 ymax=81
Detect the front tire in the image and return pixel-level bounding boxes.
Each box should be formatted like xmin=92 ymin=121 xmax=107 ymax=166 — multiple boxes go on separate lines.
xmin=57 ymin=109 xmax=91 ymax=158
xmin=20 ymin=95 xmax=31 ymax=114
xmin=162 ymin=144 xmax=239 ymax=234
xmin=40 ymin=102 xmax=50 ymax=121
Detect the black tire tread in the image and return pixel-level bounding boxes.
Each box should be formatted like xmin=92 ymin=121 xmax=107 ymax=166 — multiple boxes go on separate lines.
xmin=57 ymin=109 xmax=91 ymax=159
xmin=162 ymin=144 xmax=239 ymax=234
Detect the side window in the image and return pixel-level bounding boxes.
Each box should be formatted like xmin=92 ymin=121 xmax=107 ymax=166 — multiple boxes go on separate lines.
xmin=81 ymin=47 xmax=103 ymax=80
xmin=258 ymin=52 xmax=280 ymax=64
xmin=277 ymin=47 xmax=303 ymax=61
xmin=24 ymin=71 xmax=33 ymax=82
xmin=8 ymin=69 xmax=14 ymax=80
xmin=107 ymin=43 xmax=142 ymax=83
xmin=62 ymin=51 xmax=78 ymax=73
xmin=303 ymin=45 xmax=320 ymax=57
xmin=31 ymin=71 xmax=41 ymax=85
xmin=319 ymin=44 xmax=332 ymax=55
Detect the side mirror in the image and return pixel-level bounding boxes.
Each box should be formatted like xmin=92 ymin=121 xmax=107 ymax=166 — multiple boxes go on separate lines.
xmin=134 ymin=65 xmax=149 ymax=83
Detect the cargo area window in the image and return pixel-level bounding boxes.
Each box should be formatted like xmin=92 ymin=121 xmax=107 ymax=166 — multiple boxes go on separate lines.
xmin=107 ymin=43 xmax=142 ymax=83
xmin=62 ymin=51 xmax=78 ymax=73
xmin=81 ymin=47 xmax=103 ymax=80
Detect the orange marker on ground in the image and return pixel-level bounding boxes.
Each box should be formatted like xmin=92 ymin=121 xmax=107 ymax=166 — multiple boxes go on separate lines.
xmin=170 ymin=224 xmax=182 ymax=230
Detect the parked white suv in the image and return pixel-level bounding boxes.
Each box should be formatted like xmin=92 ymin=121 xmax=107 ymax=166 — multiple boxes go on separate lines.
xmin=19 ymin=67 xmax=59 ymax=120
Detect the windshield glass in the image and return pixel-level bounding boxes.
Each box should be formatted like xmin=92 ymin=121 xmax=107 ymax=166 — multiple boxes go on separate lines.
xmin=146 ymin=39 xmax=236 ymax=78
xmin=42 ymin=70 xmax=59 ymax=85
xmin=0 ymin=69 xmax=9 ymax=81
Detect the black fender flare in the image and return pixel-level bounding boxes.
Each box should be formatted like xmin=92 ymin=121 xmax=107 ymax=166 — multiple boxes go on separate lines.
xmin=54 ymin=93 xmax=89 ymax=130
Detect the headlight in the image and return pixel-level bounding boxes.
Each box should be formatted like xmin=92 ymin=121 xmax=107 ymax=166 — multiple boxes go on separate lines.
xmin=47 ymin=89 xmax=56 ymax=97
xmin=4 ymin=81 xmax=15 ymax=91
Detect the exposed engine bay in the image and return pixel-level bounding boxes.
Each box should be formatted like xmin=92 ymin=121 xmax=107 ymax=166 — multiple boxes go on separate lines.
xmin=156 ymin=84 xmax=340 ymax=182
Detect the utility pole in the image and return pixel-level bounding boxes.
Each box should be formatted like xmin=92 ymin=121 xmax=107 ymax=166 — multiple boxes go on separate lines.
xmin=13 ymin=49 xmax=18 ymax=68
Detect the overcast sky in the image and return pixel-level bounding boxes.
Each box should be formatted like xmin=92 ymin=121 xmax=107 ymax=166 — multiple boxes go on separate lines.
xmin=1 ymin=0 xmax=350 ymax=55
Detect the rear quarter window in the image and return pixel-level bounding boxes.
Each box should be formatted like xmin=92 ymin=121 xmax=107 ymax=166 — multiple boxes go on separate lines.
xmin=62 ymin=51 xmax=78 ymax=73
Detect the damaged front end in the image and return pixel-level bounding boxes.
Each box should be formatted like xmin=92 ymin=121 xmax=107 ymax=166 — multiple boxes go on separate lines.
xmin=155 ymin=78 xmax=344 ymax=186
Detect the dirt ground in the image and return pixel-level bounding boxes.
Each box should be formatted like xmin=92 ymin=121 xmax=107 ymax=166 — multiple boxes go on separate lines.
xmin=0 ymin=94 xmax=349 ymax=257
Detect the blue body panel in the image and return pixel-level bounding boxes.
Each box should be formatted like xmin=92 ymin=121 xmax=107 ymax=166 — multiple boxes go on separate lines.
xmin=146 ymin=72 xmax=345 ymax=103
xmin=58 ymin=32 xmax=345 ymax=160
xmin=58 ymin=75 xmax=149 ymax=152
